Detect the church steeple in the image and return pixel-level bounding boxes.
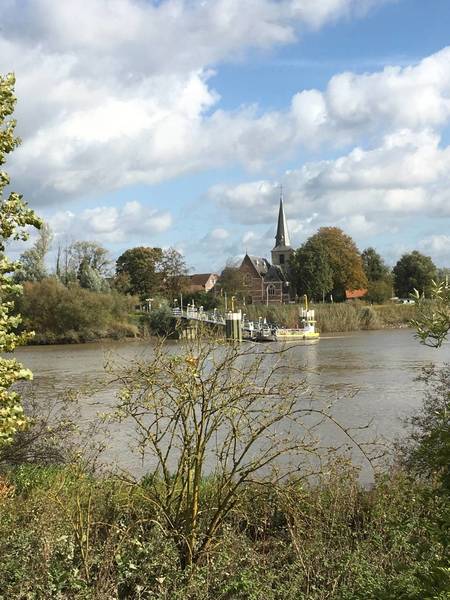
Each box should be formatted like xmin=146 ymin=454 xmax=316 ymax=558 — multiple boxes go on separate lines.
xmin=274 ymin=186 xmax=291 ymax=249
xmin=271 ymin=186 xmax=293 ymax=273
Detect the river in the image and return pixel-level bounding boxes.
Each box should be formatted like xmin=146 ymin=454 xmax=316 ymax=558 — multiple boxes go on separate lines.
xmin=14 ymin=329 xmax=450 ymax=481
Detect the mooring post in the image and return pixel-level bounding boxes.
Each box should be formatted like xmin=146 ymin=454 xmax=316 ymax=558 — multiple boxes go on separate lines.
xmin=225 ymin=310 xmax=242 ymax=342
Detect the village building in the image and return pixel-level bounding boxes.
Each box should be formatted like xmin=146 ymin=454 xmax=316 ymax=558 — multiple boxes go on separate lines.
xmin=239 ymin=191 xmax=295 ymax=304
xmin=187 ymin=272 xmax=219 ymax=294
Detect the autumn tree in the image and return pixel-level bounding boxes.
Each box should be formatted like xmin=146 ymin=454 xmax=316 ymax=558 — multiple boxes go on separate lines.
xmin=290 ymin=237 xmax=333 ymax=301
xmin=0 ymin=73 xmax=41 ymax=446
xmin=158 ymin=247 xmax=189 ymax=299
xmin=295 ymin=228 xmax=367 ymax=301
xmin=116 ymin=246 xmax=163 ymax=299
xmin=393 ymin=251 xmax=437 ymax=297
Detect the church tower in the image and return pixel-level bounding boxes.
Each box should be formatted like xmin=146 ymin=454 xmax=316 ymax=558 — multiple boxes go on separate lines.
xmin=271 ymin=187 xmax=293 ymax=273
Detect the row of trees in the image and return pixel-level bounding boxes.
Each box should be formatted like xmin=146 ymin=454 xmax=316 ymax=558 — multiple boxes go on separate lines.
xmin=15 ymin=225 xmax=189 ymax=300
xmin=217 ymin=227 xmax=446 ymax=304
xmin=290 ymin=227 xmax=446 ymax=302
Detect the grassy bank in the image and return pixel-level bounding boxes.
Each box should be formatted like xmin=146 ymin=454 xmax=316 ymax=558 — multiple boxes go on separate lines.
xmin=17 ymin=278 xmax=140 ymax=344
xmin=0 ymin=464 xmax=448 ymax=599
xmin=244 ymin=302 xmax=417 ymax=333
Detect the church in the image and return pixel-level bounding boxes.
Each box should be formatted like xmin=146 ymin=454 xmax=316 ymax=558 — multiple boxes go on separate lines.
xmin=238 ymin=191 xmax=295 ymax=304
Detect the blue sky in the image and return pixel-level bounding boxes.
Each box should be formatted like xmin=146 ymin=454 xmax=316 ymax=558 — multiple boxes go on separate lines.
xmin=1 ymin=0 xmax=450 ymax=272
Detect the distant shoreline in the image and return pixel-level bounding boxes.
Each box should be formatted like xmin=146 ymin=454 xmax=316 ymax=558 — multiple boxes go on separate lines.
xmin=22 ymin=303 xmax=416 ymax=345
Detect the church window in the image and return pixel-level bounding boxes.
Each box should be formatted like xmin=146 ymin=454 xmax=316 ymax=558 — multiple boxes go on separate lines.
xmin=279 ymin=254 xmax=285 ymax=265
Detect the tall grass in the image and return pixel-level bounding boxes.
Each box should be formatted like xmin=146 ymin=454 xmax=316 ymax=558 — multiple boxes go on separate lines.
xmin=244 ymin=302 xmax=415 ymax=333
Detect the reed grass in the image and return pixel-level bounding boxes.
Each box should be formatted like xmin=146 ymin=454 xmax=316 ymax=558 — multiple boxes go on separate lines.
xmin=243 ymin=302 xmax=416 ymax=333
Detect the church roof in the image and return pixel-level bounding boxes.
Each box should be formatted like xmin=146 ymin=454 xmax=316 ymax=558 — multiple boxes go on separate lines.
xmin=246 ymin=255 xmax=270 ymax=276
xmin=273 ymin=189 xmax=291 ymax=249
xmin=264 ymin=264 xmax=286 ymax=282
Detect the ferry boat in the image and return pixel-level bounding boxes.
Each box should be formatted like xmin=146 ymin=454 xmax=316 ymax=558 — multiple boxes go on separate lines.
xmin=252 ymin=301 xmax=320 ymax=343
xmin=274 ymin=302 xmax=320 ymax=343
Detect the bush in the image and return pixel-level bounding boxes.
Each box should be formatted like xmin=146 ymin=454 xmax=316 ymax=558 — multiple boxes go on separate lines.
xmin=0 ymin=465 xmax=448 ymax=599
xmin=147 ymin=304 xmax=175 ymax=336
xmin=16 ymin=278 xmax=138 ymax=343
xmin=399 ymin=364 xmax=450 ymax=492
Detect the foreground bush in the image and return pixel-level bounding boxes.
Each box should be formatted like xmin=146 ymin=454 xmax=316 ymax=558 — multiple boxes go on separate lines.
xmin=0 ymin=465 xmax=448 ymax=599
xmin=17 ymin=278 xmax=138 ymax=343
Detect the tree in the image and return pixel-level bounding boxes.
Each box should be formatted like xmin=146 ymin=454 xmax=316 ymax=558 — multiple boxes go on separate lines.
xmin=78 ymin=258 xmax=108 ymax=292
xmin=0 ymin=73 xmax=41 ymax=446
xmin=290 ymin=237 xmax=333 ymax=301
xmin=393 ymin=251 xmax=437 ymax=297
xmin=57 ymin=240 xmax=111 ymax=286
xmin=112 ymin=334 xmax=371 ymax=569
xmin=116 ymin=246 xmax=163 ymax=299
xmin=361 ymin=247 xmax=389 ymax=282
xmin=296 ymin=228 xmax=367 ymax=301
xmin=216 ymin=264 xmax=246 ymax=296
xmin=158 ymin=247 xmax=189 ymax=299
xmin=366 ymin=279 xmax=393 ymax=304
xmin=15 ymin=222 xmax=52 ymax=282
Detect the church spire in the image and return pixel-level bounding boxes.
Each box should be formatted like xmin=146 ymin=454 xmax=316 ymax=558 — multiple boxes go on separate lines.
xmin=274 ymin=185 xmax=291 ymax=248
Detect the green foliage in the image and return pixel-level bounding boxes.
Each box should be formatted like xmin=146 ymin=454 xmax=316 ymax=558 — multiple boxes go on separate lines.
xmin=0 ymin=465 xmax=448 ymax=599
xmin=362 ymin=247 xmax=389 ymax=282
xmin=183 ymin=290 xmax=220 ymax=311
xmin=15 ymin=222 xmax=52 ymax=283
xmin=366 ymin=278 xmax=393 ymax=303
xmin=0 ymin=73 xmax=41 ymax=447
xmin=393 ymin=251 xmax=437 ymax=297
xmin=78 ymin=258 xmax=109 ymax=292
xmin=116 ymin=246 xmax=164 ymax=299
xmin=400 ymin=364 xmax=450 ymax=492
xmin=147 ymin=304 xmax=175 ymax=336
xmin=56 ymin=240 xmax=111 ymax=287
xmin=116 ymin=246 xmax=188 ymax=300
xmin=412 ymin=280 xmax=450 ymax=347
xmin=216 ymin=265 xmax=246 ymax=296
xmin=16 ymin=278 xmax=137 ymax=343
xmin=290 ymin=236 xmax=333 ymax=301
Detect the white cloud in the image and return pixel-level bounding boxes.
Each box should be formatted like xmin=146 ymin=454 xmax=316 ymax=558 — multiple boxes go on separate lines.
xmin=0 ymin=0 xmax=395 ymax=204
xmin=48 ymin=201 xmax=172 ymax=244
xmin=290 ymin=47 xmax=450 ymax=147
xmin=209 ymin=128 xmax=450 ymax=243
xmin=418 ymin=235 xmax=450 ymax=264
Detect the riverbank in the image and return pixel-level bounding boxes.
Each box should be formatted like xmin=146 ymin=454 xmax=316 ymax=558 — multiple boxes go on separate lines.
xmin=245 ymin=302 xmax=417 ymax=333
xmin=17 ymin=279 xmax=417 ymax=344
xmin=0 ymin=463 xmax=447 ymax=599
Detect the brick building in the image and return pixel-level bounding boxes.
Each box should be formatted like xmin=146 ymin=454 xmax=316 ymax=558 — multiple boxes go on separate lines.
xmin=239 ymin=191 xmax=295 ymax=304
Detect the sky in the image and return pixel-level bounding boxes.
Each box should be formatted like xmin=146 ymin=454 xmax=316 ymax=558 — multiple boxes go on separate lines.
xmin=1 ymin=0 xmax=450 ymax=273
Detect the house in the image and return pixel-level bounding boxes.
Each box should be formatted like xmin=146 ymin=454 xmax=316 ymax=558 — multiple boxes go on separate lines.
xmin=187 ymin=273 xmax=219 ymax=293
xmin=238 ymin=191 xmax=295 ymax=304
xmin=345 ymin=289 xmax=368 ymax=300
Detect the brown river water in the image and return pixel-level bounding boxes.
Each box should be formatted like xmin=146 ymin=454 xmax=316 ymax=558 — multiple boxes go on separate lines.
xmin=13 ymin=329 xmax=450 ymax=482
